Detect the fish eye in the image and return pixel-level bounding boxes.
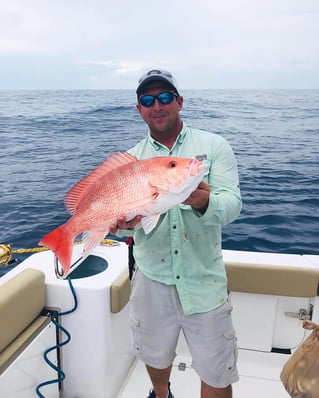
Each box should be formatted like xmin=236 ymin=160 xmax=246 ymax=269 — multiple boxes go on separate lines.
xmin=168 ymin=161 xmax=177 ymax=168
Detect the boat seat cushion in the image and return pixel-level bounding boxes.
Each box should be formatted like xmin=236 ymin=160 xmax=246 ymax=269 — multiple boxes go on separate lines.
xmin=0 ymin=314 xmax=50 ymax=374
xmin=226 ymin=261 xmax=319 ymax=297
xmin=0 ymin=269 xmax=46 ymax=352
xmin=110 ymin=268 xmax=131 ymax=313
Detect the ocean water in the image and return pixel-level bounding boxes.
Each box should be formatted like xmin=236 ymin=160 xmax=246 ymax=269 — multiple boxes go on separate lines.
xmin=0 ymin=89 xmax=318 ymax=274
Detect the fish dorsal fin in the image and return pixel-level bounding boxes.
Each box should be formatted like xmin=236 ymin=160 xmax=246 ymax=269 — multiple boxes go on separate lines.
xmin=108 ymin=151 xmax=138 ymax=166
xmin=64 ymin=152 xmax=138 ymax=214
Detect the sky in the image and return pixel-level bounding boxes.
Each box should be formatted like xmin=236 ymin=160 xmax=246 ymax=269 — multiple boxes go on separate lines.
xmin=0 ymin=0 xmax=318 ymax=90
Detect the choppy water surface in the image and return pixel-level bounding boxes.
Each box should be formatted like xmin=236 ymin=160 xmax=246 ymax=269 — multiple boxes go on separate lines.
xmin=0 ymin=89 xmax=318 ymax=273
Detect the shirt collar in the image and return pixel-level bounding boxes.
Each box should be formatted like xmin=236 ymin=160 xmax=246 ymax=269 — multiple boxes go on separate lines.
xmin=148 ymin=123 xmax=188 ymax=150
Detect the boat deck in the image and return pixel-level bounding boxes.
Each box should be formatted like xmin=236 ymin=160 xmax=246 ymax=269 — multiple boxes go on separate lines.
xmin=119 ymin=334 xmax=291 ymax=397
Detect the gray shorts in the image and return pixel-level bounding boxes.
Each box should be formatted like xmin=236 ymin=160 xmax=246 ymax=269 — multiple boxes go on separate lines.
xmin=129 ymin=269 xmax=239 ymax=388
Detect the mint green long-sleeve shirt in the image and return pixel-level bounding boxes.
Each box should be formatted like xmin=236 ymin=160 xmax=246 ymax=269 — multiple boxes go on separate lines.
xmin=118 ymin=123 xmax=242 ymax=315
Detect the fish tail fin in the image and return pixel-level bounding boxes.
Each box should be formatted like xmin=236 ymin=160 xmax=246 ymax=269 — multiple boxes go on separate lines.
xmin=39 ymin=224 xmax=74 ymax=276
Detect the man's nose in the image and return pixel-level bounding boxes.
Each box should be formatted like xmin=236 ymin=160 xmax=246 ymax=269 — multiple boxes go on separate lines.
xmin=152 ymin=98 xmax=162 ymax=109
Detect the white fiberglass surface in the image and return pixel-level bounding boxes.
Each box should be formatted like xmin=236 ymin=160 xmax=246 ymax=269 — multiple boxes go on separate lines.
xmin=119 ymin=344 xmax=291 ymax=397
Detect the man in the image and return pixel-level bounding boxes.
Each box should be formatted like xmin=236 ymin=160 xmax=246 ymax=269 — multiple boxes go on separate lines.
xmin=110 ymin=69 xmax=242 ymax=398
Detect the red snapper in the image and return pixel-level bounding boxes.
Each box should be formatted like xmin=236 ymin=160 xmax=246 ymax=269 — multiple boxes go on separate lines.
xmin=39 ymin=152 xmax=206 ymax=275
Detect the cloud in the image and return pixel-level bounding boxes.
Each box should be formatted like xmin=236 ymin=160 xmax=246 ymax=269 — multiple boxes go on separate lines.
xmin=0 ymin=0 xmax=318 ymax=88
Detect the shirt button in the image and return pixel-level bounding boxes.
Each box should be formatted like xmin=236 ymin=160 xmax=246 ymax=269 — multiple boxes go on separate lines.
xmin=176 ymin=275 xmax=180 ymax=279
xmin=174 ymin=250 xmax=178 ymax=254
xmin=172 ymin=225 xmax=177 ymax=229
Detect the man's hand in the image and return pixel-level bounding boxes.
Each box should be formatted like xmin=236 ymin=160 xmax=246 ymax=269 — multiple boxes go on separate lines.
xmin=109 ymin=215 xmax=143 ymax=234
xmin=183 ymin=181 xmax=210 ymax=213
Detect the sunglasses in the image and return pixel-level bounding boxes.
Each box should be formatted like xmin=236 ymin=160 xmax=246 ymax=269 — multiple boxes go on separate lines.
xmin=139 ymin=92 xmax=178 ymax=107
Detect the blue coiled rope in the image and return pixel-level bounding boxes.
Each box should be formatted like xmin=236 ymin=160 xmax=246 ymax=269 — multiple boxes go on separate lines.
xmin=36 ymin=277 xmax=78 ymax=398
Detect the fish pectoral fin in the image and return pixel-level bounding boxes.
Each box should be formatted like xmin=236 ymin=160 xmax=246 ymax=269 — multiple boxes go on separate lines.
xmin=82 ymin=228 xmax=108 ymax=258
xmin=148 ymin=183 xmax=160 ymax=200
xmin=152 ymin=191 xmax=159 ymax=199
xmin=141 ymin=214 xmax=161 ymax=234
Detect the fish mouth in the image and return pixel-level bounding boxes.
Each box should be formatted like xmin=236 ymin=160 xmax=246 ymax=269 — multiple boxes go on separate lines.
xmin=188 ymin=159 xmax=206 ymax=177
xmin=160 ymin=159 xmax=206 ymax=195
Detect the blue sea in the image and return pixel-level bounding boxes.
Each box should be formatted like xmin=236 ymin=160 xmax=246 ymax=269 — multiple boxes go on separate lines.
xmin=0 ymin=89 xmax=318 ymax=275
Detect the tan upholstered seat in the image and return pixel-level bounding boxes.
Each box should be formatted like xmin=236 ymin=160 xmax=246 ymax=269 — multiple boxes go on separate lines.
xmin=226 ymin=261 xmax=319 ymax=297
xmin=110 ymin=268 xmax=131 ymax=313
xmin=0 ymin=269 xmax=50 ymax=373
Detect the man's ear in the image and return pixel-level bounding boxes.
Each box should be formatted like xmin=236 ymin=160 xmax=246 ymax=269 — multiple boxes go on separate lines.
xmin=136 ymin=103 xmax=142 ymax=114
xmin=177 ymin=95 xmax=183 ymax=111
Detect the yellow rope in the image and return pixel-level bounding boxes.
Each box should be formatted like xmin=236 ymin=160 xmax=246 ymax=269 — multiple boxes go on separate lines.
xmin=0 ymin=244 xmax=13 ymax=266
xmin=12 ymin=247 xmax=49 ymax=254
xmin=0 ymin=239 xmax=119 ymax=266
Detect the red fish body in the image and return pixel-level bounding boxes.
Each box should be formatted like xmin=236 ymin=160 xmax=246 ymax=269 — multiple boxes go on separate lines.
xmin=39 ymin=152 xmax=206 ymax=276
